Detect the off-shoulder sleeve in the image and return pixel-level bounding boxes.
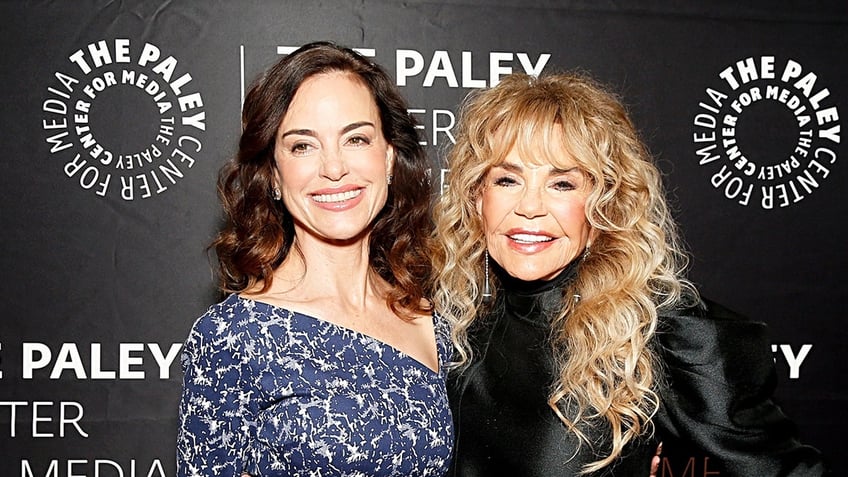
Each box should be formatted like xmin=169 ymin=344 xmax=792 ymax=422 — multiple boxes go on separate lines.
xmin=654 ymin=299 xmax=826 ymax=477
xmin=176 ymin=305 xmax=257 ymax=477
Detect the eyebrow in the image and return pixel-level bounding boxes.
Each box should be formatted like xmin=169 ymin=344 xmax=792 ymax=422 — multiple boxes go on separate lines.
xmin=280 ymin=121 xmax=376 ymax=140
xmin=494 ymin=162 xmax=580 ymax=175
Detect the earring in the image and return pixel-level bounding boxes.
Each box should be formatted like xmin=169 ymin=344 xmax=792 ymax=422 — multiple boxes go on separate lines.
xmin=272 ymin=187 xmax=281 ymax=200
xmin=387 ymin=174 xmax=393 ymax=185
xmin=483 ymin=250 xmax=492 ymax=298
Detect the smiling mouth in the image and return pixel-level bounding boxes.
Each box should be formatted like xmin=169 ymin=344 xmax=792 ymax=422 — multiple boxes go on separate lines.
xmin=311 ymin=189 xmax=362 ymax=203
xmin=508 ymin=233 xmax=554 ymax=244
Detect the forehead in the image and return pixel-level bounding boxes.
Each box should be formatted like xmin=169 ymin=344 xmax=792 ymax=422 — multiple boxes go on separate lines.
xmin=493 ymin=125 xmax=578 ymax=171
xmin=282 ymin=72 xmax=379 ymax=125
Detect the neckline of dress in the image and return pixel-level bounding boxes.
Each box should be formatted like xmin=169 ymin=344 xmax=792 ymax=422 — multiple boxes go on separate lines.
xmin=234 ymin=294 xmax=444 ymax=376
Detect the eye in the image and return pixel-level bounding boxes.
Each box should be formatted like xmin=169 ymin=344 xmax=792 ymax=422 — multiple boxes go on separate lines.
xmin=290 ymin=142 xmax=314 ymax=156
xmin=550 ymin=179 xmax=576 ymax=191
xmin=492 ymin=175 xmax=519 ymax=187
xmin=346 ymin=135 xmax=371 ymax=147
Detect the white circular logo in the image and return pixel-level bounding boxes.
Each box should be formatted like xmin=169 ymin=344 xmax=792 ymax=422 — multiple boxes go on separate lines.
xmin=693 ymin=56 xmax=840 ymax=209
xmin=41 ymin=39 xmax=206 ymax=200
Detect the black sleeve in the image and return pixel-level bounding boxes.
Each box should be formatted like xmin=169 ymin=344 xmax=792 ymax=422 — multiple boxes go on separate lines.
xmin=654 ymin=299 xmax=827 ymax=477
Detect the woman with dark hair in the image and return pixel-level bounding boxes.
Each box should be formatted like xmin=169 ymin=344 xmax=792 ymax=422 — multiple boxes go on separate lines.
xmin=432 ymin=72 xmax=825 ymax=476
xmin=177 ymin=42 xmax=452 ymax=476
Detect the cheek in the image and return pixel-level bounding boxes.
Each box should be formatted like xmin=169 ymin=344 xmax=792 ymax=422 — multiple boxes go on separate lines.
xmin=358 ymin=149 xmax=391 ymax=179
xmin=555 ymin=201 xmax=590 ymax=235
xmin=479 ymin=191 xmax=513 ymax=233
xmin=277 ymin=158 xmax=314 ymax=190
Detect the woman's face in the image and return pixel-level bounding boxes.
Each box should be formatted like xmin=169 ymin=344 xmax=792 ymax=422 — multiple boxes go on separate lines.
xmin=273 ymin=71 xmax=393 ymax=243
xmin=477 ymin=138 xmax=595 ymax=282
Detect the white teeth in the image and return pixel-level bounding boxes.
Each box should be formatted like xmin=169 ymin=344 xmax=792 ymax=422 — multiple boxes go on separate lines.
xmin=312 ymin=189 xmax=362 ymax=203
xmin=509 ymin=233 xmax=553 ymax=243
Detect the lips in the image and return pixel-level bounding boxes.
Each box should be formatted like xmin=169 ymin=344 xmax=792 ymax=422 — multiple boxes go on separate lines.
xmin=504 ymin=229 xmax=557 ymax=253
xmin=508 ymin=232 xmax=554 ymax=244
xmin=506 ymin=228 xmax=555 ymax=243
xmin=308 ymin=185 xmax=365 ymax=211
xmin=311 ymin=188 xmax=362 ymax=203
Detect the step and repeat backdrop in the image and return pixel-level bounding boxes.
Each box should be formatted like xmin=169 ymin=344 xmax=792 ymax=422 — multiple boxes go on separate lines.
xmin=1 ymin=1 xmax=845 ymax=475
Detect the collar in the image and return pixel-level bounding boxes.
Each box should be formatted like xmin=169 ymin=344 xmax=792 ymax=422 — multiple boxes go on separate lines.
xmin=491 ymin=257 xmax=581 ymax=326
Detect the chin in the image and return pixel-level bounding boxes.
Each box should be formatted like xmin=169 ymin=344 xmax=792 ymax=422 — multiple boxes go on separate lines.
xmin=508 ymin=267 xmax=559 ymax=282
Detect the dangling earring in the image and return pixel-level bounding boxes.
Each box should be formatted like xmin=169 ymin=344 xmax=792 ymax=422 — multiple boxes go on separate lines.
xmin=272 ymin=186 xmax=281 ymax=200
xmin=386 ymin=150 xmax=393 ymax=185
xmin=483 ymin=250 xmax=492 ymax=298
xmin=582 ymin=243 xmax=591 ymax=261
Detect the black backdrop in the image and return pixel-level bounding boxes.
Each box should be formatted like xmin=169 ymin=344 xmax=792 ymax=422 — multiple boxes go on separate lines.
xmin=1 ymin=1 xmax=845 ymax=475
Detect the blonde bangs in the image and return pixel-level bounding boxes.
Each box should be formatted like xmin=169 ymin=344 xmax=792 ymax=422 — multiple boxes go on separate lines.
xmin=477 ymin=87 xmax=593 ymax=178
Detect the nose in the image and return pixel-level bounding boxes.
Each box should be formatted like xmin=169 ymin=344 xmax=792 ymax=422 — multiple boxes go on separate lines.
xmin=319 ymin=148 xmax=349 ymax=181
xmin=514 ymin=185 xmax=546 ymax=218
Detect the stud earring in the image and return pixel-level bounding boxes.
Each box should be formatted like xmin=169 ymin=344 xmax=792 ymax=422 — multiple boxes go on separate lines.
xmin=272 ymin=187 xmax=281 ymax=200
xmin=387 ymin=174 xmax=393 ymax=185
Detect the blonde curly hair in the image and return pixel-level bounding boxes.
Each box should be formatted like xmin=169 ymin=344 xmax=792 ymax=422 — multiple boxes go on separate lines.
xmin=431 ymin=72 xmax=697 ymax=472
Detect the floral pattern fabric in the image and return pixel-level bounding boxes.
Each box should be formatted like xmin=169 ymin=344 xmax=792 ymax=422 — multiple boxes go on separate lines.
xmin=177 ymin=294 xmax=453 ymax=477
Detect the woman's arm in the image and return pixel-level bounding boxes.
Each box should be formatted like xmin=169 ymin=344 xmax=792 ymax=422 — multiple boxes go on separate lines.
xmin=655 ymin=299 xmax=826 ymax=476
xmin=177 ymin=310 xmax=255 ymax=477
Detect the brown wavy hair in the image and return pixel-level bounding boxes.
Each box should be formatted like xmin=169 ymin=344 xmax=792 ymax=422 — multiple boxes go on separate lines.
xmin=432 ymin=72 xmax=697 ymax=471
xmin=212 ymin=42 xmax=433 ymax=316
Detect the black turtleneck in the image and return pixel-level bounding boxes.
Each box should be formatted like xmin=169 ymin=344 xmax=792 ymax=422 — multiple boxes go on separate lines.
xmin=446 ymin=260 xmax=655 ymax=476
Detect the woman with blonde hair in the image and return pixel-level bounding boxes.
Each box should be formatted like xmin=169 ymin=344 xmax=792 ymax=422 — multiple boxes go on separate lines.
xmin=433 ymin=72 xmax=825 ymax=476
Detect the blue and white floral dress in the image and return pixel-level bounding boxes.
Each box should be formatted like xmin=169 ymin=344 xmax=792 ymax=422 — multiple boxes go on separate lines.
xmin=177 ymin=294 xmax=453 ymax=476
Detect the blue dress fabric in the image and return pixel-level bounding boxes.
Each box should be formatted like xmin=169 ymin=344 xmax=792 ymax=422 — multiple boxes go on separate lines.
xmin=177 ymin=294 xmax=454 ymax=477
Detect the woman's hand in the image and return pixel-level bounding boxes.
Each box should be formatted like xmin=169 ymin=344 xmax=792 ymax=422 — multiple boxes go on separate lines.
xmin=649 ymin=442 xmax=663 ymax=477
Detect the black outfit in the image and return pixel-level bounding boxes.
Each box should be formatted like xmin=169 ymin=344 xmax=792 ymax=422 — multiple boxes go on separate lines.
xmin=447 ymin=261 xmax=826 ymax=476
